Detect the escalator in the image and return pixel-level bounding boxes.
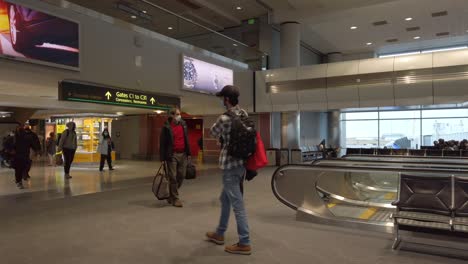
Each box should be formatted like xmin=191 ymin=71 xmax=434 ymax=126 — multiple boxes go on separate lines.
xmin=343 ymin=154 xmax=468 ymax=164
xmin=272 ymin=163 xmax=468 ymax=233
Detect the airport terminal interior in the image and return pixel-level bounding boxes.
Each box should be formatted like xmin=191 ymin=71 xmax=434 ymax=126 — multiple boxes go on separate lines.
xmin=3 ymin=0 xmax=468 ymax=263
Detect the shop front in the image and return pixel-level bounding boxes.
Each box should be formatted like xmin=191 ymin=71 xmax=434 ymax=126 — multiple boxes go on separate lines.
xmin=47 ymin=115 xmax=117 ymax=163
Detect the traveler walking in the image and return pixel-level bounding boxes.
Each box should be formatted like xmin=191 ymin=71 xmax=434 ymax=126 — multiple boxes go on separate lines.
xmin=1 ymin=131 xmax=15 ymax=168
xmin=206 ymin=85 xmax=253 ymax=255
xmin=23 ymin=125 xmax=41 ymax=181
xmin=46 ymin=132 xmax=56 ymax=166
xmin=12 ymin=125 xmax=41 ymax=189
xmin=159 ymin=107 xmax=191 ymax=207
xmin=57 ymin=122 xmax=77 ymax=179
xmin=98 ymin=128 xmax=114 ymax=171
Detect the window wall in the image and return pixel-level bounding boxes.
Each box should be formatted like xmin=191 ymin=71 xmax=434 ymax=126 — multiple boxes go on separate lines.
xmin=341 ymin=109 xmax=468 ymax=149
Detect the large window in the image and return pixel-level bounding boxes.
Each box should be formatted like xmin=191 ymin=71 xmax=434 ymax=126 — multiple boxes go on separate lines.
xmin=341 ymin=120 xmax=378 ymax=148
xmin=341 ymin=108 xmax=468 ymax=149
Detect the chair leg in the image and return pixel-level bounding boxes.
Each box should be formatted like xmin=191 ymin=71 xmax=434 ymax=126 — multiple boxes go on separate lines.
xmin=392 ymin=221 xmax=401 ymax=250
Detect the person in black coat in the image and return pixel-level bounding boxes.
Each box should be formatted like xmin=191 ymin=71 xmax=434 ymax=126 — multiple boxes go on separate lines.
xmin=159 ymin=108 xmax=191 ymax=207
xmin=13 ymin=125 xmax=41 ymax=189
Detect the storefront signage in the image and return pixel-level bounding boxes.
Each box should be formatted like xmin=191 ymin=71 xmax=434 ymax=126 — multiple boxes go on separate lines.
xmin=59 ymin=80 xmax=180 ymax=110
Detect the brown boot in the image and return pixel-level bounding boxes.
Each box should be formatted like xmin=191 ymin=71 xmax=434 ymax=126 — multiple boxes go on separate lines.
xmin=173 ymin=199 xmax=183 ymax=207
xmin=206 ymin=232 xmax=225 ymax=245
xmin=225 ymin=243 xmax=252 ymax=255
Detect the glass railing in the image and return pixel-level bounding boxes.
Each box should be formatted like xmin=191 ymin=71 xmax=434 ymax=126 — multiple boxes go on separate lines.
xmin=66 ymin=0 xmax=268 ymax=70
xmin=272 ymin=163 xmax=468 ymax=232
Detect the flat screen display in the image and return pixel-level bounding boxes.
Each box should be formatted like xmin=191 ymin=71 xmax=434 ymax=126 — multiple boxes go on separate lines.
xmin=183 ymin=55 xmax=233 ymax=95
xmin=0 ymin=0 xmax=79 ymax=69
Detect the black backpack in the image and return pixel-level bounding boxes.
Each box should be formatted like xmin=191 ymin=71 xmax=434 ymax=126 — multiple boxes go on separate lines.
xmin=224 ymin=110 xmax=256 ymax=160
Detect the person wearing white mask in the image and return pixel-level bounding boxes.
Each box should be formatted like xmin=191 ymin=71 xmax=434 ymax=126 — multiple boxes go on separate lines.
xmin=98 ymin=128 xmax=114 ymax=171
xmin=159 ymin=107 xmax=191 ymax=207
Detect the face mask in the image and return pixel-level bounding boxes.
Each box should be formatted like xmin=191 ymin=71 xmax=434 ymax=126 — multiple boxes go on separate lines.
xmin=175 ymin=115 xmax=182 ymax=122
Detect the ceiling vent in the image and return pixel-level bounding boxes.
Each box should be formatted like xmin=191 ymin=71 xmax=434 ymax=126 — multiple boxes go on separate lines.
xmin=436 ymin=32 xmax=450 ymax=37
xmin=386 ymin=38 xmax=399 ymax=43
xmin=432 ymin=11 xmax=448 ymax=17
xmin=373 ymin=20 xmax=388 ymax=26
xmin=176 ymin=0 xmax=202 ymax=10
xmin=406 ymin=26 xmax=421 ymax=32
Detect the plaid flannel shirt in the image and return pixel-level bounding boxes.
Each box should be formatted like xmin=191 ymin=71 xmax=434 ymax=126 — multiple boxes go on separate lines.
xmin=210 ymin=105 xmax=247 ymax=170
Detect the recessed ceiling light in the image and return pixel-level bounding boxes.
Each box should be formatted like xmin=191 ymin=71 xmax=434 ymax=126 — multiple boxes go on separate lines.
xmin=233 ymin=43 xmax=238 ymax=47
xmin=168 ymin=26 xmax=173 ymax=30
xmin=350 ymin=26 xmax=358 ymax=30
xmin=414 ymin=36 xmax=421 ymax=39
xmin=236 ymin=6 xmax=242 ymax=10
xmin=131 ymin=15 xmax=137 ymax=19
xmin=405 ymin=17 xmax=413 ymax=21
xmin=366 ymin=42 xmax=373 ymax=46
xmin=142 ymin=10 xmax=147 ymax=14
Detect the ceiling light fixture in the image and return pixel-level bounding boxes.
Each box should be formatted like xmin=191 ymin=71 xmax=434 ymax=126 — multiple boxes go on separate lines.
xmin=236 ymin=6 xmax=243 ymax=10
xmin=131 ymin=15 xmax=137 ymax=19
xmin=142 ymin=10 xmax=147 ymax=14
xmin=414 ymin=36 xmax=421 ymax=39
xmin=366 ymin=42 xmax=373 ymax=46
xmin=350 ymin=26 xmax=358 ymax=30
xmin=154 ymin=110 xmax=165 ymax=114
xmin=233 ymin=43 xmax=238 ymax=47
xmin=405 ymin=17 xmax=413 ymax=21
xmin=421 ymin=46 xmax=468 ymax=53
xmin=379 ymin=51 xmax=421 ymax=58
xmin=168 ymin=26 xmax=173 ymax=30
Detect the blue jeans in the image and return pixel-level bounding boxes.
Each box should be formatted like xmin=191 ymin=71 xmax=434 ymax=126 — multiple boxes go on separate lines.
xmin=216 ymin=166 xmax=250 ymax=245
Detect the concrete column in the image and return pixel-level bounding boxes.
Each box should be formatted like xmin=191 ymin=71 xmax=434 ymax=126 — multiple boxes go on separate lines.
xmin=327 ymin=52 xmax=343 ymax=63
xmin=270 ymin=112 xmax=282 ymax=148
xmin=280 ymin=22 xmax=301 ymax=68
xmin=281 ymin=112 xmax=300 ymax=149
xmin=327 ymin=111 xmax=341 ymax=148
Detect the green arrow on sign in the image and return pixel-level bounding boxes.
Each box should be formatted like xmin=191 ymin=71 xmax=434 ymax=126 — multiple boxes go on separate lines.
xmin=150 ymin=97 xmax=156 ymax=105
xmin=105 ymin=91 xmax=112 ymax=100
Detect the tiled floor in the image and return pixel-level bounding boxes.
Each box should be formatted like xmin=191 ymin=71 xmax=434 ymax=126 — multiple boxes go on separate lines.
xmin=0 ymin=160 xmax=218 ymax=199
xmin=0 ymin=163 xmax=467 ymax=263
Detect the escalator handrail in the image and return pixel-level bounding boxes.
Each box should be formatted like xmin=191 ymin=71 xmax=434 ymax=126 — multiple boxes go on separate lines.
xmin=271 ymin=164 xmax=468 ymax=212
xmin=313 ymin=159 xmax=468 ymax=170
xmin=343 ymin=154 xmax=468 ymax=160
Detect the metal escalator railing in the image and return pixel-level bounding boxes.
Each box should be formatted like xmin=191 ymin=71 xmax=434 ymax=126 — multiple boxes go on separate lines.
xmin=312 ymin=159 xmax=468 ymax=196
xmin=343 ymin=154 xmax=468 ymax=164
xmin=313 ymin=159 xmax=468 ymax=173
xmin=271 ymin=164 xmax=468 ymax=232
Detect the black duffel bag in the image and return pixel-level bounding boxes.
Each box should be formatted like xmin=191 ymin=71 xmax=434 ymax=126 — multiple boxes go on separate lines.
xmin=186 ymin=161 xmax=196 ymax=180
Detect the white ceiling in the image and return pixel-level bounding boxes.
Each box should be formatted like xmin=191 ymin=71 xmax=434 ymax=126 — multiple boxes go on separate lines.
xmin=264 ymin=0 xmax=468 ymax=55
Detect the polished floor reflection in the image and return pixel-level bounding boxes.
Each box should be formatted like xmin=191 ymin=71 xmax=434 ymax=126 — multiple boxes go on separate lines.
xmin=0 ymin=160 xmax=217 ymax=201
xmin=1 ymin=166 xmax=465 ymax=264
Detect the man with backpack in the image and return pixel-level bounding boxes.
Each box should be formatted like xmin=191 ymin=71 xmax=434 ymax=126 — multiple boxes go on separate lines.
xmin=206 ymin=85 xmax=254 ymax=255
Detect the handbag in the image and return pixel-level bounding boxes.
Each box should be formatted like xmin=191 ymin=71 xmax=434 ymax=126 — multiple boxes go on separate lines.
xmin=185 ymin=160 xmax=197 ymax=180
xmin=152 ymin=162 xmax=170 ymax=200
xmin=55 ymin=152 xmax=64 ymax=166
